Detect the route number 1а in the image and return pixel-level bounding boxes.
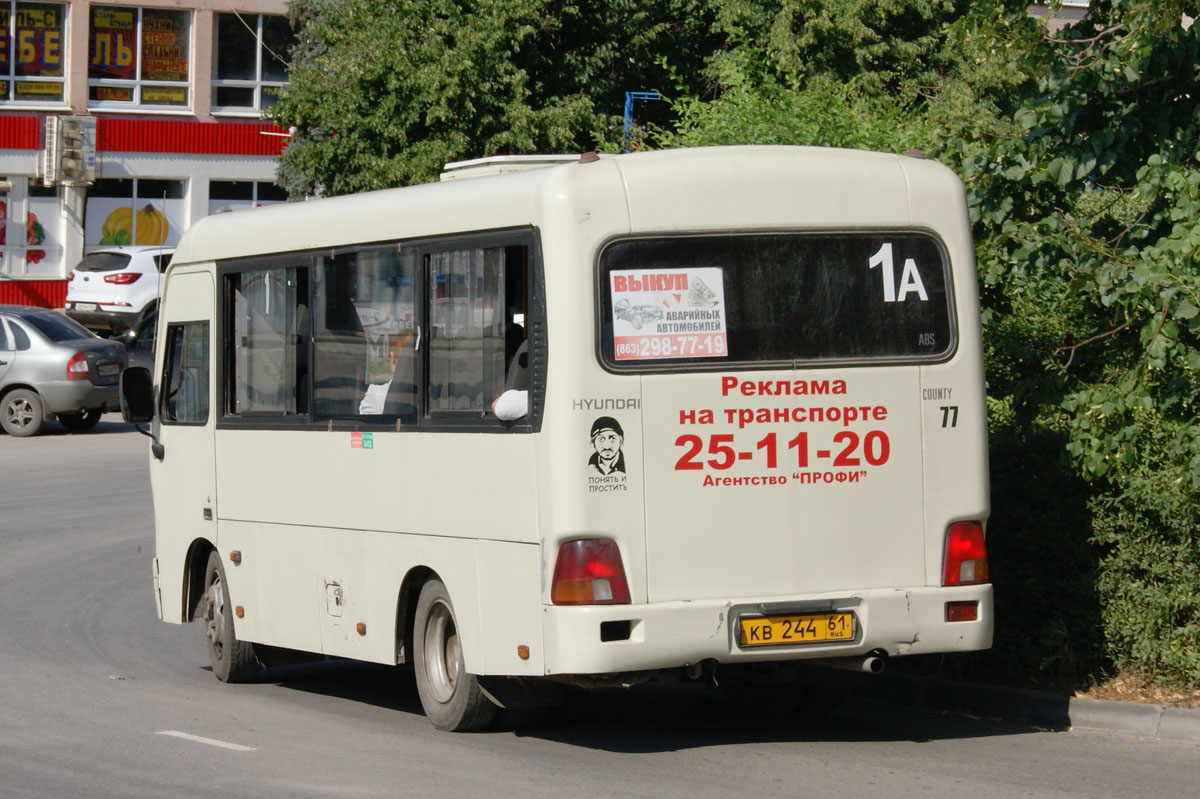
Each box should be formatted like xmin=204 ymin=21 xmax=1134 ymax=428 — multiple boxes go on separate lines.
xmin=869 ymin=243 xmax=929 ymax=303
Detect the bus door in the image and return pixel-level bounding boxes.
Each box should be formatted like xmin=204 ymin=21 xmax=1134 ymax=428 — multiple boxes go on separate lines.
xmin=150 ymin=270 xmax=217 ymax=623
xmin=598 ymin=231 xmax=955 ymax=604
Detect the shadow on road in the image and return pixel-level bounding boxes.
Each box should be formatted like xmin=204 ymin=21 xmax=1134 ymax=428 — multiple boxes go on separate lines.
xmin=258 ymin=659 xmax=1043 ymax=751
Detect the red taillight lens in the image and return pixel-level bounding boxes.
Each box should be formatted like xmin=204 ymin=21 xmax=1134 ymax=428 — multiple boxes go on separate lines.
xmin=103 ymin=272 xmax=141 ymax=284
xmin=946 ymin=600 xmax=979 ymax=622
xmin=67 ymin=272 xmax=74 ymax=282
xmin=551 ymin=539 xmax=631 ymax=605
xmin=67 ymin=351 xmax=89 ymax=380
xmin=942 ymin=521 xmax=988 ymax=586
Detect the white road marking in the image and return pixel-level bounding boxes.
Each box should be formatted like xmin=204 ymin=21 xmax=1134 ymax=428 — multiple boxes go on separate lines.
xmin=157 ymin=730 xmax=256 ymax=752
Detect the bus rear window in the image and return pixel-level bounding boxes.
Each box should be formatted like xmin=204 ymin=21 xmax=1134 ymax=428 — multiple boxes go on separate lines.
xmin=598 ymin=232 xmax=955 ymax=370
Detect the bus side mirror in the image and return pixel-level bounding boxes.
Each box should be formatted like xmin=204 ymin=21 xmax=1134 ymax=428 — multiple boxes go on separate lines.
xmin=121 ymin=366 xmax=155 ymax=423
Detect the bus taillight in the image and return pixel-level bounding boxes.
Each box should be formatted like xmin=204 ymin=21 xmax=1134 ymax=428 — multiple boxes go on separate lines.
xmin=551 ymin=539 xmax=631 ymax=605
xmin=942 ymin=521 xmax=988 ymax=586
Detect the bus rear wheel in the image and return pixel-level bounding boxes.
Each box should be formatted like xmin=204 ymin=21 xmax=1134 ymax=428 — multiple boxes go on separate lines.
xmin=202 ymin=551 xmax=260 ymax=683
xmin=413 ymin=579 xmax=497 ymax=731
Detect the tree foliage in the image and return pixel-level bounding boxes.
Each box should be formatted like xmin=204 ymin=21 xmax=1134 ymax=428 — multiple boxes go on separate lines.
xmin=269 ymin=0 xmax=716 ymax=195
xmin=950 ymin=0 xmax=1200 ymax=688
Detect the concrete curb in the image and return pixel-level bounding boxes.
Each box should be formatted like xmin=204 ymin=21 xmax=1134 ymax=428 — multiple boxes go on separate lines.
xmin=857 ymin=671 xmax=1200 ymax=742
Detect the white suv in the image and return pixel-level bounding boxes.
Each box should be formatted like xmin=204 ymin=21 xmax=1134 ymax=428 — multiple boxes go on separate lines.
xmin=64 ymin=245 xmax=173 ymax=333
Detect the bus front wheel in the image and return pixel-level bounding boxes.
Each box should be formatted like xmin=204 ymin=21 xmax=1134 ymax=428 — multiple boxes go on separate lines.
xmin=202 ymin=551 xmax=260 ymax=683
xmin=413 ymin=579 xmax=497 ymax=731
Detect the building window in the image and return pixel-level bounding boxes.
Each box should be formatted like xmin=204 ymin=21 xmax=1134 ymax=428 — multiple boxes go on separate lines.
xmin=212 ymin=13 xmax=292 ymax=114
xmin=209 ymin=180 xmax=288 ymax=214
xmin=85 ymin=178 xmax=185 ymax=247
xmin=0 ymin=2 xmax=66 ymax=103
xmin=88 ymin=5 xmax=190 ymax=108
xmin=0 ymin=177 xmax=62 ymax=276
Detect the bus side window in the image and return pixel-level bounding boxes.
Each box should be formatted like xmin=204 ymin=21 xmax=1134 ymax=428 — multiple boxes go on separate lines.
xmin=162 ymin=322 xmax=209 ymax=424
xmin=426 ymin=246 xmax=512 ymax=415
xmin=312 ymin=246 xmax=417 ymax=420
xmin=227 ymin=267 xmax=308 ymax=416
xmin=309 ymin=242 xmax=422 ymax=419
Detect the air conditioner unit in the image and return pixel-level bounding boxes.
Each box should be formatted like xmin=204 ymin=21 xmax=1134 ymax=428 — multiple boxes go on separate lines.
xmin=43 ymin=116 xmax=97 ymax=187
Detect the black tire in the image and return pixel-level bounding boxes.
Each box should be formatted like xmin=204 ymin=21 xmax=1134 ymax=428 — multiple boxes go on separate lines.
xmin=1 ymin=389 xmax=45 ymax=437
xmin=413 ymin=579 xmax=498 ymax=731
xmin=58 ymin=408 xmax=103 ymax=432
xmin=202 ymin=551 xmax=260 ymax=683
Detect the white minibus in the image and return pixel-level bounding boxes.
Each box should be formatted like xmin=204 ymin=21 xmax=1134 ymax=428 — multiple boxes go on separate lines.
xmin=121 ymin=145 xmax=992 ymax=731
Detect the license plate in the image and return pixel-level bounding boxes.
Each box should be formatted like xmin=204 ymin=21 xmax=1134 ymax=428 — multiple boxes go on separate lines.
xmin=74 ymin=303 xmax=97 ymax=311
xmin=98 ymin=363 xmax=120 ymax=376
xmin=737 ymin=612 xmax=855 ymax=647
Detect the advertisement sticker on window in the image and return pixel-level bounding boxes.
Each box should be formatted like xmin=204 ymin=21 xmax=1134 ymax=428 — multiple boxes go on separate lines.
xmin=89 ymin=7 xmax=137 ymax=80
xmin=610 ymin=266 xmax=728 ymax=361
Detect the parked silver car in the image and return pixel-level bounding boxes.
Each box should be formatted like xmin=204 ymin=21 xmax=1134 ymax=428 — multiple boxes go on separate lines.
xmin=0 ymin=305 xmax=125 ymax=437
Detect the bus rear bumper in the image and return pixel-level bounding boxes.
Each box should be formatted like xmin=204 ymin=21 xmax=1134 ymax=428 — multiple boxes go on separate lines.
xmin=539 ymin=584 xmax=993 ymax=677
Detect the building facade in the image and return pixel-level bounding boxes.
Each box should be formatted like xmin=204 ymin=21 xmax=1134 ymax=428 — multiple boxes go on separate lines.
xmin=0 ymin=0 xmax=291 ymax=308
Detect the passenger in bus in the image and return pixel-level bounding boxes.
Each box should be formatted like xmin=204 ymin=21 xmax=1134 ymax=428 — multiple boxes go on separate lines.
xmin=588 ymin=416 xmax=626 ymax=475
xmin=359 ymin=331 xmax=415 ymax=415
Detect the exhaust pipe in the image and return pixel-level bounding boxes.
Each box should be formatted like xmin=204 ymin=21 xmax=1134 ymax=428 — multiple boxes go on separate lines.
xmin=819 ymin=655 xmax=886 ymax=675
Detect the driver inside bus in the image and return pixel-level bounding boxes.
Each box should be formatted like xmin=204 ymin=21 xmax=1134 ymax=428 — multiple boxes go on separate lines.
xmin=492 ymin=269 xmax=529 ymax=421
xmin=492 ymin=339 xmax=528 ymax=420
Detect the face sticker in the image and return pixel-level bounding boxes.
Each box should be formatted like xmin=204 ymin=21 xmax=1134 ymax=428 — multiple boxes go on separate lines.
xmin=588 ymin=416 xmax=630 ymax=494
xmin=589 ymin=416 xmax=625 ymax=475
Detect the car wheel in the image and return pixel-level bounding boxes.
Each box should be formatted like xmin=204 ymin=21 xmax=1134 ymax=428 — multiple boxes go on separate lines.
xmin=413 ymin=579 xmax=498 ymax=731
xmin=1 ymin=389 xmax=46 ymax=437
xmin=58 ymin=408 xmax=104 ymax=432
xmin=202 ymin=551 xmax=260 ymax=683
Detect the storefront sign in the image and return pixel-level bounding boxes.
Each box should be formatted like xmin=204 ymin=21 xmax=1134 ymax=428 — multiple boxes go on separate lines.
xmin=89 ymin=6 xmax=137 ymax=79
xmin=141 ymin=86 xmax=186 ymax=105
xmin=141 ymin=10 xmax=188 ymax=82
xmin=15 ymin=80 xmax=61 ymax=96
xmin=0 ymin=3 xmax=65 ymax=77
xmin=92 ymin=85 xmax=133 ymax=102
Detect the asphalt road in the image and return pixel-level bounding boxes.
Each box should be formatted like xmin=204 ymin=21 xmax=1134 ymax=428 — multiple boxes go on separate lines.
xmin=1 ymin=418 xmax=1198 ymax=799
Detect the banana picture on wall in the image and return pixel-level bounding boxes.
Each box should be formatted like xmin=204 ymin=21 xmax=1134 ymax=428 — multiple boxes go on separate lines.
xmin=100 ymin=204 xmax=169 ymax=246
xmin=136 ymin=204 xmax=168 ymax=244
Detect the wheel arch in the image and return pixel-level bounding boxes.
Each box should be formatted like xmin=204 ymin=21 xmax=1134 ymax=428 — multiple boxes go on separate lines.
xmin=183 ymin=537 xmax=216 ymax=621
xmin=395 ymin=565 xmax=438 ymax=665
xmin=0 ymin=383 xmax=40 ymax=402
